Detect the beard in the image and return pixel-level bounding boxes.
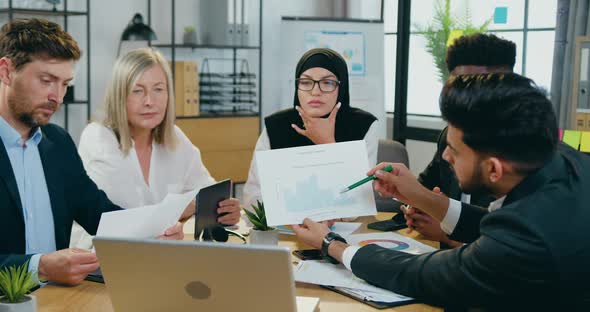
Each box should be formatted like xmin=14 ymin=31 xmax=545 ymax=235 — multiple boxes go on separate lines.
xmin=7 ymin=80 xmax=58 ymax=128
xmin=455 ymin=162 xmax=493 ymax=195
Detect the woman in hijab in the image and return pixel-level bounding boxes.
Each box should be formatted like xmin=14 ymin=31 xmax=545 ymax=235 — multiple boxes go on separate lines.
xmin=243 ymin=48 xmax=379 ymax=207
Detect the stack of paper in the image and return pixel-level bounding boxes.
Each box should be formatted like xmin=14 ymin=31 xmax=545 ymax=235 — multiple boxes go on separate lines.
xmin=294 ymin=232 xmax=437 ymax=305
xmin=294 ymin=260 xmax=413 ymax=304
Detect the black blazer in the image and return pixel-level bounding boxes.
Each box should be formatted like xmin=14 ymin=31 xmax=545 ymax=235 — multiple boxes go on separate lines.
xmin=351 ymin=146 xmax=590 ymax=310
xmin=0 ymin=124 xmax=121 ymax=269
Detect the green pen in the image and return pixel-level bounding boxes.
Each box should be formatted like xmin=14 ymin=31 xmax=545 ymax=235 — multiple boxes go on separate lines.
xmin=339 ymin=165 xmax=393 ymax=194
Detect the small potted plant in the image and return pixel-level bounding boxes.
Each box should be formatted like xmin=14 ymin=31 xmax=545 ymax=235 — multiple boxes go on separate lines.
xmin=183 ymin=26 xmax=198 ymax=45
xmin=0 ymin=261 xmax=38 ymax=312
xmin=243 ymin=200 xmax=279 ymax=245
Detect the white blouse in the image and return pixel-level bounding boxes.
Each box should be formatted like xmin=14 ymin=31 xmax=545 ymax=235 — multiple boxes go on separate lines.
xmin=70 ymin=122 xmax=215 ymax=248
xmin=242 ymin=121 xmax=379 ymax=208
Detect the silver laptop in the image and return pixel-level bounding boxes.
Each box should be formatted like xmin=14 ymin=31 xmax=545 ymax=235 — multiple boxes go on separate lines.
xmin=93 ymin=237 xmax=299 ymax=312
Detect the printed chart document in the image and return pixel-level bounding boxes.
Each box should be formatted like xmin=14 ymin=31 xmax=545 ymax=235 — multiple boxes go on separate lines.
xmin=255 ymin=140 xmax=377 ymax=226
xmin=96 ymin=188 xmax=198 ymax=239
xmin=345 ymin=232 xmax=437 ymax=255
xmin=294 ymin=260 xmax=413 ymax=304
xmin=276 ymin=222 xmax=362 ymax=236
xmin=294 ymin=232 xmax=437 ymax=305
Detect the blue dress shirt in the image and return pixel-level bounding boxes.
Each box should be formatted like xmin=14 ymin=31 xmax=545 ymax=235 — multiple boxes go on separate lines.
xmin=0 ymin=116 xmax=55 ymax=276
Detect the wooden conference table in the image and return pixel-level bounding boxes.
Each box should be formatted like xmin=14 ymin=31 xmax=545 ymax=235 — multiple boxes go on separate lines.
xmin=34 ymin=213 xmax=442 ymax=312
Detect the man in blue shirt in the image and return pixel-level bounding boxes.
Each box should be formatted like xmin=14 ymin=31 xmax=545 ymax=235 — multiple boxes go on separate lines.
xmin=0 ymin=18 xmax=183 ymax=286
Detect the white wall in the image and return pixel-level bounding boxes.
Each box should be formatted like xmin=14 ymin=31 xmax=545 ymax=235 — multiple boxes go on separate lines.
xmin=260 ymin=0 xmax=335 ymax=118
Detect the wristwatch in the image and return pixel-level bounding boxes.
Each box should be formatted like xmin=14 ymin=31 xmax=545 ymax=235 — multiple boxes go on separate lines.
xmin=321 ymin=232 xmax=347 ymax=264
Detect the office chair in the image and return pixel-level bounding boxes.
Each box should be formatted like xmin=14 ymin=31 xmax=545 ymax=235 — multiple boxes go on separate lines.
xmin=374 ymin=139 xmax=409 ymax=213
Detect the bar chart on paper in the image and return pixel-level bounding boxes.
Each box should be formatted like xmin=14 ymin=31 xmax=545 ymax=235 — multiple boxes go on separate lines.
xmin=256 ymin=141 xmax=377 ymax=226
xmin=283 ymin=174 xmax=359 ymax=212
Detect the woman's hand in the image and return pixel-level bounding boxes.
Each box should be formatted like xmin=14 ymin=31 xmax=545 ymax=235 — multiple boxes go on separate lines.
xmin=217 ymin=198 xmax=241 ymax=225
xmin=291 ymin=103 xmax=340 ymax=144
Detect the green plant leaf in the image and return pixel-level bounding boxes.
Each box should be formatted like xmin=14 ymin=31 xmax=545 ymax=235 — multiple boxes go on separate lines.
xmin=243 ymin=208 xmax=265 ymax=231
xmin=0 ymin=260 xmax=35 ymax=303
xmin=252 ymin=201 xmax=264 ymax=219
xmin=243 ymin=208 xmax=260 ymax=223
xmin=251 ymin=205 xmax=262 ymax=219
xmin=412 ymin=0 xmax=489 ymax=83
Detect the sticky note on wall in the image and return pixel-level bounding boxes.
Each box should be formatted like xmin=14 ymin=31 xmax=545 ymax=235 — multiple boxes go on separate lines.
xmin=563 ymin=130 xmax=582 ymax=150
xmin=494 ymin=7 xmax=508 ymax=24
xmin=580 ymin=132 xmax=590 ymax=153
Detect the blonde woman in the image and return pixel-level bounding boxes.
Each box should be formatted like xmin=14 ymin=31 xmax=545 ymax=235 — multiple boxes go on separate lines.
xmin=70 ymin=48 xmax=241 ymax=248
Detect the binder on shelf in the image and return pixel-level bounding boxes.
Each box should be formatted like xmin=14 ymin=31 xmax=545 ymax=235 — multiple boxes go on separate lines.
xmin=576 ymin=112 xmax=586 ymax=131
xmin=240 ymin=24 xmax=250 ymax=46
xmin=580 ymin=131 xmax=590 ymax=153
xmin=171 ymin=61 xmax=199 ymax=117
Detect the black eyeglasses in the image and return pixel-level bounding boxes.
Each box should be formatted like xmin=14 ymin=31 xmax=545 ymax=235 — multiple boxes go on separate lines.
xmin=296 ymin=78 xmax=340 ymax=92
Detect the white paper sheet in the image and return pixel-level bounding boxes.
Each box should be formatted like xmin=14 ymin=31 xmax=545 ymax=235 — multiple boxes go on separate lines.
xmin=255 ymin=141 xmax=377 ymax=226
xmin=345 ymin=232 xmax=437 ymax=255
xmin=96 ymin=188 xmax=198 ymax=239
xmin=294 ymin=260 xmax=412 ymax=302
xmin=276 ymin=222 xmax=362 ymax=236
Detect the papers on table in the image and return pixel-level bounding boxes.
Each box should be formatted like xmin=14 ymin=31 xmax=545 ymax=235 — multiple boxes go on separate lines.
xmin=96 ymin=188 xmax=198 ymax=239
xmin=277 ymin=222 xmax=362 ymax=236
xmin=345 ymin=232 xmax=437 ymax=255
xmin=294 ymin=260 xmax=413 ymax=303
xmin=255 ymin=141 xmax=377 ymax=226
xmin=295 ymin=296 xmax=320 ymax=312
xmin=294 ymin=232 xmax=437 ymax=305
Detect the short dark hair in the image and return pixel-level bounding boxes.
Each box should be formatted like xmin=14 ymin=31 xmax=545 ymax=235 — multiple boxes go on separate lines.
xmin=446 ymin=33 xmax=516 ymax=72
xmin=440 ymin=73 xmax=558 ymax=173
xmin=0 ymin=18 xmax=81 ymax=70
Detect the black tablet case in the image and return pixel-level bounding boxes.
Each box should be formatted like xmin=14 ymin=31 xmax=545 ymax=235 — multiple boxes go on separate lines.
xmin=194 ymin=179 xmax=232 ymax=240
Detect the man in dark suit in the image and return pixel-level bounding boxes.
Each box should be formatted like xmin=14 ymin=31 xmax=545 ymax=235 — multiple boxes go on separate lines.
xmin=408 ymin=34 xmax=516 ymax=247
xmin=293 ymin=73 xmax=590 ymax=310
xmin=0 ymin=19 xmax=183 ymax=286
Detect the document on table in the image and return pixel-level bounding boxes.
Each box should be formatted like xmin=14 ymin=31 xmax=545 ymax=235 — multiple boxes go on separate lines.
xmin=294 ymin=232 xmax=437 ymax=304
xmin=276 ymin=222 xmax=362 ymax=236
xmin=96 ymin=188 xmax=198 ymax=238
xmin=294 ymin=260 xmax=413 ymax=303
xmin=345 ymin=232 xmax=437 ymax=255
xmin=255 ymin=140 xmax=377 ymax=226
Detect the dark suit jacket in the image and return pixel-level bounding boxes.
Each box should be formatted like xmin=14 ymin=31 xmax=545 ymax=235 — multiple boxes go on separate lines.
xmin=0 ymin=124 xmax=121 ymax=269
xmin=351 ymin=146 xmax=590 ymax=310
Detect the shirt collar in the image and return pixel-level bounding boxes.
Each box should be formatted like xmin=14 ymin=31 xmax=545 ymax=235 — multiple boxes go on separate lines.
xmin=488 ymin=196 xmax=506 ymax=212
xmin=0 ymin=115 xmax=43 ymax=147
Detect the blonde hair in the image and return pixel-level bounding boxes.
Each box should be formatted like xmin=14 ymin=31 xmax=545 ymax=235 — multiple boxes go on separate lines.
xmin=101 ymin=48 xmax=177 ymax=154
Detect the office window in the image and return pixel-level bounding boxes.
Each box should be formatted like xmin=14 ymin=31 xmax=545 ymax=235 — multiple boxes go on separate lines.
xmin=383 ymin=0 xmax=397 ymax=114
xmin=384 ymin=0 xmax=557 ymax=115
xmin=525 ymin=31 xmax=556 ymax=93
xmin=489 ymin=31 xmax=524 ymax=74
xmin=384 ymin=35 xmax=397 ymax=113
xmin=407 ymin=34 xmax=443 ymax=116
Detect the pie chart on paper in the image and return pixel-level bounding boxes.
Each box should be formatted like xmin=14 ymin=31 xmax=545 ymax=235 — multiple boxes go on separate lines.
xmin=358 ymin=239 xmax=410 ymax=251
